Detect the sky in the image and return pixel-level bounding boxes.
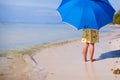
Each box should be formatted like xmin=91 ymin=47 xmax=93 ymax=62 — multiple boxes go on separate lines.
xmin=0 ymin=0 xmax=120 ymax=23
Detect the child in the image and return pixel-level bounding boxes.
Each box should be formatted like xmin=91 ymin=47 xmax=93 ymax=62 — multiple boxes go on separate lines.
xmin=81 ymin=29 xmax=99 ymax=62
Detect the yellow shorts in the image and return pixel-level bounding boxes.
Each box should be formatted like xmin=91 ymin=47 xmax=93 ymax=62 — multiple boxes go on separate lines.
xmin=81 ymin=29 xmax=99 ymax=43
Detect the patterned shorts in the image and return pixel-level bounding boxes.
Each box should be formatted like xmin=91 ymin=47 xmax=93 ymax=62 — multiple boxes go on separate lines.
xmin=81 ymin=29 xmax=99 ymax=43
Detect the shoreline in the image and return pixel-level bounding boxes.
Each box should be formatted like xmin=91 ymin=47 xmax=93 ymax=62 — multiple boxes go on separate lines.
xmin=0 ymin=38 xmax=81 ymax=56
xmin=32 ymin=28 xmax=120 ymax=80
xmin=0 ymin=23 xmax=120 ymax=53
xmin=0 ymin=26 xmax=120 ymax=57
xmin=0 ymin=26 xmax=120 ymax=80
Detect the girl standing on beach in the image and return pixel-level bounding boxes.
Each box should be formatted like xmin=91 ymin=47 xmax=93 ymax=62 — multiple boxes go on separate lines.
xmin=81 ymin=29 xmax=99 ymax=62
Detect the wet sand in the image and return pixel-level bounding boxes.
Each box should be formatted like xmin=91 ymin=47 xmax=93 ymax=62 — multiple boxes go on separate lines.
xmin=0 ymin=28 xmax=120 ymax=80
xmin=33 ymin=29 xmax=120 ymax=80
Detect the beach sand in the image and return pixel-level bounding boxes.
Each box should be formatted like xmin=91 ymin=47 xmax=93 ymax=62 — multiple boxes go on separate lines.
xmin=33 ymin=29 xmax=120 ymax=80
xmin=0 ymin=28 xmax=120 ymax=80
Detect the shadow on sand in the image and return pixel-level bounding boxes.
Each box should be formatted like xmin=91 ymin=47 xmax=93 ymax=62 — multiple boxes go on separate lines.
xmin=96 ymin=50 xmax=120 ymax=61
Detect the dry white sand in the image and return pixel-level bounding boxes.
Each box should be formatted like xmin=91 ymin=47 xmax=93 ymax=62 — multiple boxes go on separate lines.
xmin=33 ymin=29 xmax=120 ymax=80
xmin=0 ymin=28 xmax=120 ymax=80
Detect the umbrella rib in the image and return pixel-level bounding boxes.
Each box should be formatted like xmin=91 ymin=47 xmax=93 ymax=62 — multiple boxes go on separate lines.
xmin=78 ymin=7 xmax=84 ymax=30
xmin=90 ymin=6 xmax=98 ymax=29
xmin=57 ymin=0 xmax=115 ymax=30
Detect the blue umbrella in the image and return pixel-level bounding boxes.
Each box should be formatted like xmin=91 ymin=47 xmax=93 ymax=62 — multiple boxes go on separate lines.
xmin=57 ymin=0 xmax=115 ymax=30
xmin=59 ymin=0 xmax=111 ymax=7
xmin=58 ymin=0 xmax=111 ymax=9
xmin=58 ymin=0 xmax=80 ymax=7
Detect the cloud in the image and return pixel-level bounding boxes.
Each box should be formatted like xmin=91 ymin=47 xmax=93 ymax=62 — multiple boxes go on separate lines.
xmin=0 ymin=0 xmax=60 ymax=9
xmin=0 ymin=0 xmax=119 ymax=23
xmin=0 ymin=0 xmax=60 ymax=23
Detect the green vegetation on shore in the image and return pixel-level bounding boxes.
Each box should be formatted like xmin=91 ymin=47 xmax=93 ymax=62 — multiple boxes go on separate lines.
xmin=113 ymin=10 xmax=120 ymax=24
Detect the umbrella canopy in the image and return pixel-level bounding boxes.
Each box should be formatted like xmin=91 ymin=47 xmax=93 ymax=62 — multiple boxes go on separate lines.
xmin=57 ymin=0 xmax=115 ymax=30
xmin=58 ymin=0 xmax=111 ymax=6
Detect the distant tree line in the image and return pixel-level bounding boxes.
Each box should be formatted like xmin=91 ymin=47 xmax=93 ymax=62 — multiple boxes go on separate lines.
xmin=113 ymin=10 xmax=120 ymax=24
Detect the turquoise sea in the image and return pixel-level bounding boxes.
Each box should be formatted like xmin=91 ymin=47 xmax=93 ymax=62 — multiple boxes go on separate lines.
xmin=0 ymin=23 xmax=119 ymax=52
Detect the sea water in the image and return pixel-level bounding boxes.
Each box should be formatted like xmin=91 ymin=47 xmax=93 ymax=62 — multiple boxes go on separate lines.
xmin=0 ymin=23 xmax=119 ymax=52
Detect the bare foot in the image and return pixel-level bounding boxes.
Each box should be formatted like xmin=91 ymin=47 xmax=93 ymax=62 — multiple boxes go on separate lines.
xmin=84 ymin=60 xmax=87 ymax=62
xmin=90 ymin=59 xmax=96 ymax=62
xmin=83 ymin=58 xmax=87 ymax=62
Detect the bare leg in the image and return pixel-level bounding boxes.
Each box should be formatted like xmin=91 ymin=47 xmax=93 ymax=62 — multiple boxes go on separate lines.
xmin=89 ymin=43 xmax=94 ymax=62
xmin=83 ymin=43 xmax=89 ymax=62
